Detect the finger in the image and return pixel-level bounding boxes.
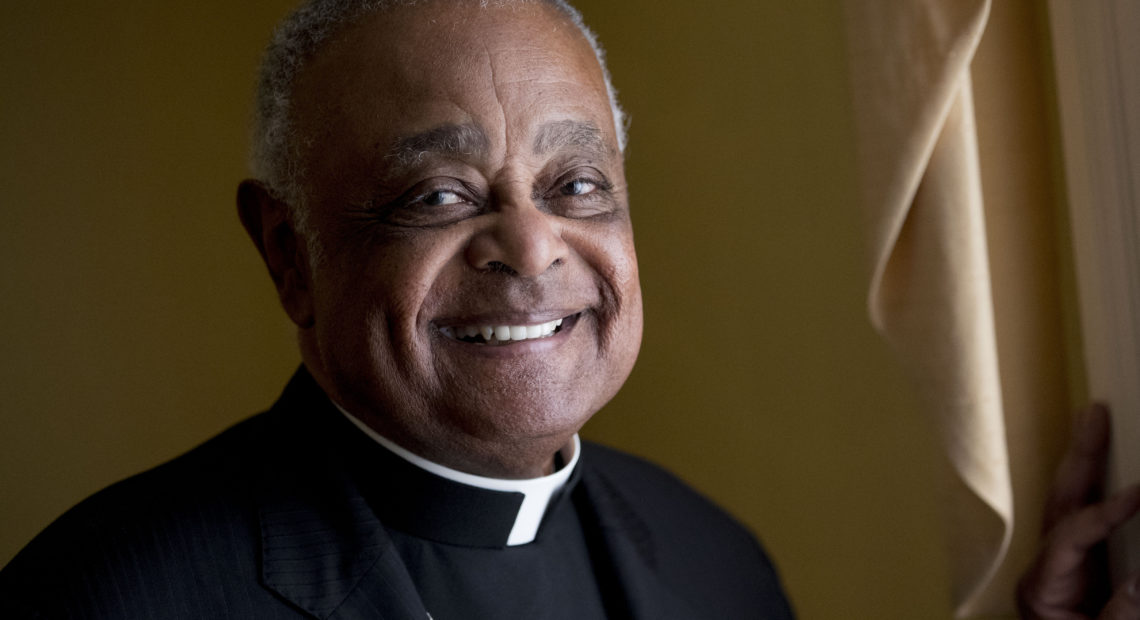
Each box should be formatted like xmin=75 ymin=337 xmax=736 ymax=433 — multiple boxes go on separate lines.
xmin=1098 ymin=574 xmax=1140 ymax=620
xmin=1038 ymin=485 xmax=1140 ymax=583
xmin=1021 ymin=487 xmax=1140 ymax=614
xmin=1045 ymin=403 xmax=1111 ymax=532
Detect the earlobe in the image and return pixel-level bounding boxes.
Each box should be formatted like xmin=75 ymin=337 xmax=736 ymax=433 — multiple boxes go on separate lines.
xmin=236 ymin=180 xmax=315 ymax=328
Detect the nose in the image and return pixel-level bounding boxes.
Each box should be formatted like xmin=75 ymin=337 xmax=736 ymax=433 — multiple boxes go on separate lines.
xmin=465 ymin=197 xmax=568 ymax=277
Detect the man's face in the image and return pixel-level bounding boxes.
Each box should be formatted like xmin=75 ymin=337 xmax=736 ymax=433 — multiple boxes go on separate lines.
xmin=288 ymin=1 xmax=642 ymax=475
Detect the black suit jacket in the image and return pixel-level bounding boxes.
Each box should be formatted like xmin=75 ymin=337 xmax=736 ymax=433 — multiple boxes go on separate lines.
xmin=0 ymin=369 xmax=794 ymax=619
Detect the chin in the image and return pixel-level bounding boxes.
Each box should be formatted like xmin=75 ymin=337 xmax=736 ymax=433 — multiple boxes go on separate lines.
xmin=439 ymin=388 xmax=601 ymax=443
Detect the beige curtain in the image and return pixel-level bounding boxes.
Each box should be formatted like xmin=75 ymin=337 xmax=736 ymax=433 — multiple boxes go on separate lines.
xmin=842 ymin=1 xmax=1014 ymax=616
xmin=1049 ymin=0 xmax=1140 ymax=579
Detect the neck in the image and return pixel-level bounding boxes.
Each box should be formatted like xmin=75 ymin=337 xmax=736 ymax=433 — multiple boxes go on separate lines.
xmin=375 ymin=424 xmax=572 ymax=479
xmin=300 ymin=352 xmax=579 ymax=479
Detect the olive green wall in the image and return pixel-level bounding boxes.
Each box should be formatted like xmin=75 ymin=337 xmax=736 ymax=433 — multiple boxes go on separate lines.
xmin=576 ymin=3 xmax=951 ymax=617
xmin=1 ymin=2 xmax=953 ymax=617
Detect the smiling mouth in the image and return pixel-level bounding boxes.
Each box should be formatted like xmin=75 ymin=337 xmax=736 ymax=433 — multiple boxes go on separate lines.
xmin=438 ymin=314 xmax=575 ymax=346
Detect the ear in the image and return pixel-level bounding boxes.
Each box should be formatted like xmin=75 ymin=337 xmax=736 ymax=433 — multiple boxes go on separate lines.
xmin=236 ymin=180 xmax=315 ymax=328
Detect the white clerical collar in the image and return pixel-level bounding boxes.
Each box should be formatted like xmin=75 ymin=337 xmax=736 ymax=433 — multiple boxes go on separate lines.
xmin=335 ymin=404 xmax=580 ymax=546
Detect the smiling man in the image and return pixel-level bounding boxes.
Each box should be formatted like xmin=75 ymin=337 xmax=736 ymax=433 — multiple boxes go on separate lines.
xmin=251 ymin=0 xmax=644 ymax=481
xmin=0 ymin=1 xmax=794 ymax=618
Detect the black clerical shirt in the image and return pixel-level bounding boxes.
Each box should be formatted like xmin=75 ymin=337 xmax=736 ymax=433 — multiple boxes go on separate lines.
xmin=340 ymin=419 xmax=611 ymax=619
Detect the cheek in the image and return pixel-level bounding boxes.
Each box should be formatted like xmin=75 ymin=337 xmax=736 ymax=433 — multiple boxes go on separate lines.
xmin=566 ymin=213 xmax=636 ymax=270
xmin=613 ymin=216 xmax=642 ymax=293
xmin=384 ymin=231 xmax=480 ymax=328
xmin=606 ymin=232 xmax=643 ymax=361
xmin=314 ymin=231 xmax=467 ymax=355
xmin=566 ymin=219 xmax=643 ymax=347
xmin=610 ymin=235 xmax=641 ymax=301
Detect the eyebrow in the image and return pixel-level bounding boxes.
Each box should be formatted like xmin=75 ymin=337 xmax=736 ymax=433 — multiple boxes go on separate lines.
xmin=532 ymin=119 xmax=611 ymax=159
xmin=383 ymin=123 xmax=490 ymax=167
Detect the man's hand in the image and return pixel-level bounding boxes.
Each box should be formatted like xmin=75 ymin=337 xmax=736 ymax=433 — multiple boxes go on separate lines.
xmin=1018 ymin=403 xmax=1140 ymax=619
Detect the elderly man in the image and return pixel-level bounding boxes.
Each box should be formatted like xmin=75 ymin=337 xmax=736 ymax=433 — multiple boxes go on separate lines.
xmin=1 ymin=1 xmax=1135 ymax=618
xmin=0 ymin=1 xmax=793 ymax=618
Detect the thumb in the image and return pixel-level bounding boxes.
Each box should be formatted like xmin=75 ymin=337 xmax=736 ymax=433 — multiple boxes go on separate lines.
xmin=1099 ymin=574 xmax=1140 ymax=620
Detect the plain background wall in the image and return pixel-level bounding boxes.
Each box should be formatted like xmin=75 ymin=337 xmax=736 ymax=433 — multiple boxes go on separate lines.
xmin=0 ymin=1 xmax=990 ymax=617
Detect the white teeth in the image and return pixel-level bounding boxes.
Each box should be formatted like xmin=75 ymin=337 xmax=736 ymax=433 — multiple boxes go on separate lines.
xmin=446 ymin=318 xmax=567 ymax=344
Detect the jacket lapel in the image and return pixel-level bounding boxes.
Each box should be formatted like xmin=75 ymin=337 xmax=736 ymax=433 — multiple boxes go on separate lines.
xmin=326 ymin=542 xmax=429 ymax=620
xmin=255 ymin=368 xmax=429 ymax=620
xmin=259 ymin=495 xmax=427 ymax=620
xmin=575 ymin=463 xmax=705 ymax=620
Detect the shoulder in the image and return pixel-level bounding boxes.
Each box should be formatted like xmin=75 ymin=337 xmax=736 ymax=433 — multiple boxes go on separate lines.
xmin=578 ymin=441 xmax=794 ymax=617
xmin=53 ymin=408 xmax=276 ymax=530
xmin=579 ymin=440 xmax=756 ymax=540
xmin=0 ymin=410 xmax=287 ymax=618
xmin=19 ymin=408 xmax=272 ymax=537
xmin=0 ymin=369 xmax=366 ymax=618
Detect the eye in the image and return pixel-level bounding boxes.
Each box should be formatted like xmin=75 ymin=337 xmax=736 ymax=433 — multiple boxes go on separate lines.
xmin=541 ymin=171 xmax=617 ymax=219
xmin=366 ymin=179 xmax=482 ymax=228
xmin=421 ymin=189 xmax=465 ymax=207
xmin=561 ymin=178 xmax=598 ymax=197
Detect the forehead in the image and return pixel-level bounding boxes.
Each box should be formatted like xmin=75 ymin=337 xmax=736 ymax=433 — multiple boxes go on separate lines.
xmin=290 ymin=1 xmax=616 ymax=166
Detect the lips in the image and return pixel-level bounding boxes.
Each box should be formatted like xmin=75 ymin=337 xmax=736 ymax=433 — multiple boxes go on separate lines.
xmin=438 ymin=314 xmax=575 ymax=345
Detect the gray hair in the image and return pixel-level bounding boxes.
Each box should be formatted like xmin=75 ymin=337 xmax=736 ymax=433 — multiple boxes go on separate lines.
xmin=249 ymin=0 xmax=627 ymax=220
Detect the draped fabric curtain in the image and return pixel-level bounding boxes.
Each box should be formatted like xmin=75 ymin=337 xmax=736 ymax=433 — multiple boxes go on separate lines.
xmin=1049 ymin=0 xmax=1140 ymax=580
xmin=842 ymin=1 xmax=1014 ymax=615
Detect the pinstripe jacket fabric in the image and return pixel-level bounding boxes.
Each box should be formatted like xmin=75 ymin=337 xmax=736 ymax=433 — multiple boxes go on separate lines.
xmin=0 ymin=369 xmax=794 ymax=619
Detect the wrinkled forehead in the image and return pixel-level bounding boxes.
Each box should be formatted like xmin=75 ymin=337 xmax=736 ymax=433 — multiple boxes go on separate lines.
xmin=290 ymin=0 xmax=615 ymax=149
xmin=365 ymin=0 xmax=592 ymax=61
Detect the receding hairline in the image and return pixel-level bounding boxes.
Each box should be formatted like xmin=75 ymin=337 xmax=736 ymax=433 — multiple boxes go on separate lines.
xmin=250 ymin=0 xmax=627 ymax=208
xmin=291 ymin=1 xmax=608 ymax=107
xmin=286 ymin=3 xmax=620 ymax=178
